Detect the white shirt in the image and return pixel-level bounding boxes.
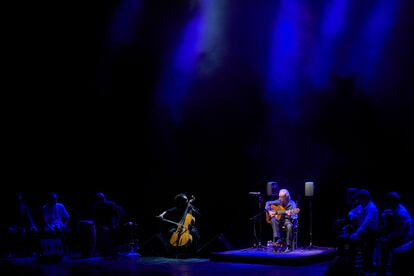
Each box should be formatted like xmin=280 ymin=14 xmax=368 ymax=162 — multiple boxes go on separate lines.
xmin=348 ymin=201 xmax=378 ymax=234
xmin=43 ymin=203 xmax=70 ymax=229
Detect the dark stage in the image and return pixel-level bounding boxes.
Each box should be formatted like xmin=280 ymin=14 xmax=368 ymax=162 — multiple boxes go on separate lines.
xmin=3 ymin=0 xmax=414 ymax=275
xmin=0 ymin=254 xmax=333 ymax=276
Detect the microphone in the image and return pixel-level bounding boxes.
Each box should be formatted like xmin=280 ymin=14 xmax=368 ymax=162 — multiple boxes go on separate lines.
xmin=249 ymin=192 xmax=261 ymax=195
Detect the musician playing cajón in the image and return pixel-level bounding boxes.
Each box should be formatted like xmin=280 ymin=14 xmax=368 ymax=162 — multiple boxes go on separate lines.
xmin=265 ymin=188 xmax=299 ymax=252
xmin=157 ymin=193 xmax=200 ymax=257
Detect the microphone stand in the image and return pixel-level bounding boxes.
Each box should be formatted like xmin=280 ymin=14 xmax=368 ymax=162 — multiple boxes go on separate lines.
xmin=258 ymin=194 xmax=263 ymax=247
xmin=248 ymin=212 xmax=259 ymax=248
xmin=305 ymin=195 xmax=318 ymax=249
xmin=305 ymin=181 xmax=319 ymax=250
xmin=248 ymin=194 xmax=266 ymax=249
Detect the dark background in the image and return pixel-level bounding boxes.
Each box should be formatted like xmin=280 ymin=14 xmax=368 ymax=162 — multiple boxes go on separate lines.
xmin=2 ymin=0 xmax=414 ymax=250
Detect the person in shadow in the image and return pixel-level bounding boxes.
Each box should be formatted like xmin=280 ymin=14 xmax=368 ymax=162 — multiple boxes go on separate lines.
xmin=92 ymin=192 xmax=121 ymax=256
xmin=6 ymin=192 xmax=38 ymax=257
xmin=378 ymin=192 xmax=413 ymax=275
xmin=42 ymin=192 xmax=70 ymax=238
xmin=40 ymin=192 xmax=70 ymax=257
xmin=337 ymin=189 xmax=378 ymax=273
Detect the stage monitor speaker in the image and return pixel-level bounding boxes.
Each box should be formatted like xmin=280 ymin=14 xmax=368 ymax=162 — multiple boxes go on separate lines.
xmin=197 ymin=233 xmax=234 ymax=257
xmin=267 ymin=181 xmax=279 ymax=197
xmin=138 ymin=233 xmax=168 ymax=257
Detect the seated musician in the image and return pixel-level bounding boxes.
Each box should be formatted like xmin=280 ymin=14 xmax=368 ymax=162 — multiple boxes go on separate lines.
xmin=265 ymin=189 xmax=299 ymax=252
xmin=338 ymin=189 xmax=378 ymax=273
xmin=157 ymin=194 xmax=201 ymax=257
xmin=378 ymin=192 xmax=412 ymax=275
xmin=42 ymin=192 xmax=70 ymax=238
xmin=41 ymin=192 xmax=70 ymax=256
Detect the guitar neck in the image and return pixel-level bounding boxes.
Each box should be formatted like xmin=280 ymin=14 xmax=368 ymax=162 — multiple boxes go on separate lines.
xmin=273 ymin=208 xmax=298 ymax=215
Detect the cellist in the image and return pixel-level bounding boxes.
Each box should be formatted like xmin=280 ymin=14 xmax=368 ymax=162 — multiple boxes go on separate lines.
xmin=157 ymin=193 xmax=201 ymax=257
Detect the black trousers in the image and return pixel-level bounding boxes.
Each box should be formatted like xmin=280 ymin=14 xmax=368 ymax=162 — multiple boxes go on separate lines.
xmin=270 ymin=218 xmax=294 ymax=246
xmin=337 ymin=228 xmax=376 ymax=272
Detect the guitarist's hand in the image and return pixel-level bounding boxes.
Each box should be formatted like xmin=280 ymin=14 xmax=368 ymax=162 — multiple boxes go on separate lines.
xmin=286 ymin=208 xmax=300 ymax=216
xmin=268 ymin=211 xmax=276 ymax=217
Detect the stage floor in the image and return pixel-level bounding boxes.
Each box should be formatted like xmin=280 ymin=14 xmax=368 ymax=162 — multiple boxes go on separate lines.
xmin=211 ymin=246 xmax=336 ymax=265
xmin=0 ymin=254 xmax=334 ymax=275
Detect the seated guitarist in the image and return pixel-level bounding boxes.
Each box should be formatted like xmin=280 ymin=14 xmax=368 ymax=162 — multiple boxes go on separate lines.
xmin=265 ymin=189 xmax=298 ymax=252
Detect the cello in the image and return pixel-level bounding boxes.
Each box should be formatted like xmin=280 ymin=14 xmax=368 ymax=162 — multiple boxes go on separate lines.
xmin=159 ymin=196 xmax=196 ymax=247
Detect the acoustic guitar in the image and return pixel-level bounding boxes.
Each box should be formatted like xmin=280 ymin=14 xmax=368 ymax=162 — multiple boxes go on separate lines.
xmin=265 ymin=204 xmax=300 ymax=223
